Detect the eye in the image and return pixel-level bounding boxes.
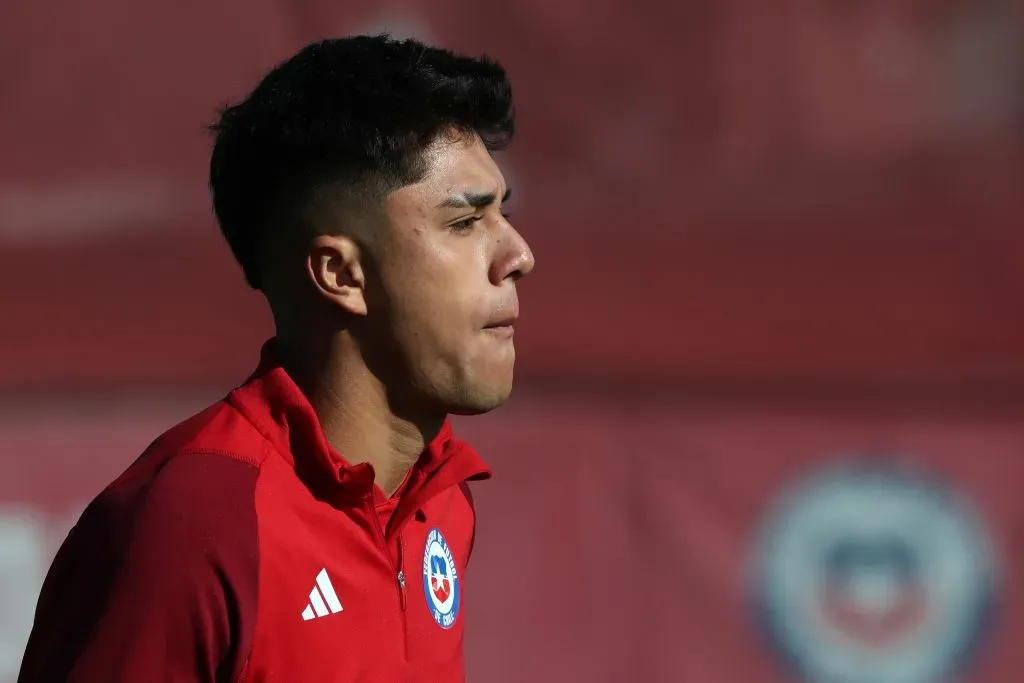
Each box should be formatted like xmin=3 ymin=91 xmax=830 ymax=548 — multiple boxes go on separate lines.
xmin=449 ymin=215 xmax=482 ymax=233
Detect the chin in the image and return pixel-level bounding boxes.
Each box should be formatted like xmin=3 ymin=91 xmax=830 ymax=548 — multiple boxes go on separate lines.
xmin=445 ymin=381 xmax=514 ymax=416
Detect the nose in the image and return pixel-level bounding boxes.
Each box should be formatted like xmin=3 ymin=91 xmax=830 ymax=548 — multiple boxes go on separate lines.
xmin=490 ymin=222 xmax=535 ymax=285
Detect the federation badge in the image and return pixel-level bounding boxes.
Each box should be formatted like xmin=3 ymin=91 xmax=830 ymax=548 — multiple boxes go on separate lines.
xmin=752 ymin=463 xmax=998 ymax=683
xmin=422 ymin=528 xmax=460 ymax=629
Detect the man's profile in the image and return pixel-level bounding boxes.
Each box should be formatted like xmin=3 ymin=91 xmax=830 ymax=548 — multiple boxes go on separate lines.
xmin=18 ymin=34 xmax=534 ymax=682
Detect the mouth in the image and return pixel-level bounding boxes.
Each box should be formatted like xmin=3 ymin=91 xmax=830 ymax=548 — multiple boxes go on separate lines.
xmin=483 ymin=315 xmax=517 ymax=338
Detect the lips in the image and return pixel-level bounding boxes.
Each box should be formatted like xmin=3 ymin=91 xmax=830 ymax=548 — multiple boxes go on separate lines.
xmin=484 ymin=299 xmax=519 ymax=330
xmin=483 ymin=310 xmax=517 ymax=339
xmin=484 ymin=294 xmax=519 ymax=337
xmin=483 ymin=321 xmax=515 ymax=340
xmin=484 ymin=315 xmax=517 ymax=329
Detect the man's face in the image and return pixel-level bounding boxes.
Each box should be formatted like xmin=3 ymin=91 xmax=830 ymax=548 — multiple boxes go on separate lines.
xmin=363 ymin=133 xmax=535 ymax=415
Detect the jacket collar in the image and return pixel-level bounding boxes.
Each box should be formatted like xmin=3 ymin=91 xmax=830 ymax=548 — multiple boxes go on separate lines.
xmin=227 ymin=340 xmax=491 ymax=511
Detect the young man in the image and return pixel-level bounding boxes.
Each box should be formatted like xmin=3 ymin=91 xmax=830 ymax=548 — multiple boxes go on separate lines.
xmin=18 ymin=35 xmax=534 ymax=683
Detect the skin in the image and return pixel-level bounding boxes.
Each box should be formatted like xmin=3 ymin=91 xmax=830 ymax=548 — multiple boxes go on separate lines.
xmin=268 ymin=131 xmax=535 ymax=494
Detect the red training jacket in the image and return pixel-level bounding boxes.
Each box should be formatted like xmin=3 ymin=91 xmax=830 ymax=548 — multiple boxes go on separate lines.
xmin=18 ymin=343 xmax=492 ymax=683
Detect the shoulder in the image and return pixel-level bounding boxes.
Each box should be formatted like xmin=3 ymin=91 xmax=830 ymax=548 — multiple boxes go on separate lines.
xmin=65 ymin=395 xmax=276 ymax=589
xmin=21 ymin=452 xmax=263 ymax=683
xmin=85 ymin=450 xmax=261 ymax=569
xmin=72 ymin=448 xmax=262 ymax=589
xmin=89 ymin=397 xmax=271 ymax=541
xmin=143 ymin=398 xmax=274 ymax=468
xmin=21 ymin=397 xmax=277 ymax=683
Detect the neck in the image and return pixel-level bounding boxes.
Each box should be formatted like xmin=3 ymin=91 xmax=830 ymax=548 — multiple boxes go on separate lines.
xmin=275 ymin=333 xmax=445 ymax=496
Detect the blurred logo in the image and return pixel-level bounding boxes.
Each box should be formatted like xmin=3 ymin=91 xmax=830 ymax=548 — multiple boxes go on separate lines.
xmin=422 ymin=528 xmax=460 ymax=630
xmin=0 ymin=509 xmax=53 ymax=680
xmin=752 ymin=464 xmax=998 ymax=683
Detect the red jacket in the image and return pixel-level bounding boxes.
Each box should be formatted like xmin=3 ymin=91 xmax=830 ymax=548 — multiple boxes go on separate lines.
xmin=18 ymin=345 xmax=491 ymax=682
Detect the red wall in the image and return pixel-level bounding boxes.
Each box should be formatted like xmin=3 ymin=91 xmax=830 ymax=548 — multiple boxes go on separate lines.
xmin=2 ymin=0 xmax=1024 ymax=389
xmin=2 ymin=1 xmax=1024 ymax=681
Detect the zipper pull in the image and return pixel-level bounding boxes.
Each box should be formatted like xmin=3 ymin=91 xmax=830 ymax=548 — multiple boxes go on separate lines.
xmin=397 ymin=570 xmax=407 ymax=611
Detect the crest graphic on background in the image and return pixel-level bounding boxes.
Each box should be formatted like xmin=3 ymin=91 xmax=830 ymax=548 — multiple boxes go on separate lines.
xmin=751 ymin=462 xmax=999 ymax=683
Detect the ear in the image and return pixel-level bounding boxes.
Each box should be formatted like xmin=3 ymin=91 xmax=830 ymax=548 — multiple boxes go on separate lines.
xmin=306 ymin=234 xmax=367 ymax=316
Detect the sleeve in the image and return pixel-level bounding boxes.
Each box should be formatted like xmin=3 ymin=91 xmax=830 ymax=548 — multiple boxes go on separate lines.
xmin=17 ymin=453 xmax=261 ymax=683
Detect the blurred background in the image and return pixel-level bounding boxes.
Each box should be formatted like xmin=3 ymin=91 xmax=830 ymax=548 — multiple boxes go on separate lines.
xmin=2 ymin=0 xmax=1024 ymax=681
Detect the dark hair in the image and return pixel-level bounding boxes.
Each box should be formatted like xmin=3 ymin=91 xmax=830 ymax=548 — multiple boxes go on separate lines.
xmin=208 ymin=34 xmax=515 ymax=290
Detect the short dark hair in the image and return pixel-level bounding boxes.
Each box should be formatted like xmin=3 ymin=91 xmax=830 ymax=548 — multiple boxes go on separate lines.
xmin=208 ymin=34 xmax=515 ymax=290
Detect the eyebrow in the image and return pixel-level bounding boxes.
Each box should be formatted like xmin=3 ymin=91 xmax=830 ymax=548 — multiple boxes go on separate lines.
xmin=437 ymin=187 xmax=512 ymax=210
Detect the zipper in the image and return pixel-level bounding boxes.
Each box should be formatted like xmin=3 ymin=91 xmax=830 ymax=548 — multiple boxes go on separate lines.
xmin=367 ymin=501 xmax=409 ymax=660
xmin=396 ymin=536 xmax=407 ymax=611
xmin=367 ymin=501 xmax=405 ymax=608
xmin=396 ymin=535 xmax=408 ymax=661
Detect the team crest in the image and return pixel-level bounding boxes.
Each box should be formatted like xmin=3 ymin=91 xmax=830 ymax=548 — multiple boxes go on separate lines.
xmin=422 ymin=528 xmax=460 ymax=629
xmin=752 ymin=463 xmax=998 ymax=683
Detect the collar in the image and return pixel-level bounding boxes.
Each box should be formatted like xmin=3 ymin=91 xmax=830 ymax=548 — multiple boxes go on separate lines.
xmin=227 ymin=340 xmax=491 ymax=517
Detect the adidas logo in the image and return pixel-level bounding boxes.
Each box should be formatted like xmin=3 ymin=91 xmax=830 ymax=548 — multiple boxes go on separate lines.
xmin=301 ymin=568 xmax=344 ymax=621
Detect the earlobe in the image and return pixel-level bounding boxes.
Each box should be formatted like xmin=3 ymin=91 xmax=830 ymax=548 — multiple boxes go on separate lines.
xmin=306 ymin=235 xmax=368 ymax=316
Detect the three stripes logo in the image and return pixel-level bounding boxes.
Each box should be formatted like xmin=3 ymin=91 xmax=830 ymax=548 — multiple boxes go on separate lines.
xmin=301 ymin=568 xmax=344 ymax=621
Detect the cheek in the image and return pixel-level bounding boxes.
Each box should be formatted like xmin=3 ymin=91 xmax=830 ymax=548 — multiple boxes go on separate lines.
xmin=387 ymin=262 xmax=474 ymax=349
xmin=379 ymin=237 xmax=492 ymax=357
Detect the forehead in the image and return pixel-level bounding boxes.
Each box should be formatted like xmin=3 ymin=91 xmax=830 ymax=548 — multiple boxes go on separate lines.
xmin=399 ymin=134 xmax=505 ymax=204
